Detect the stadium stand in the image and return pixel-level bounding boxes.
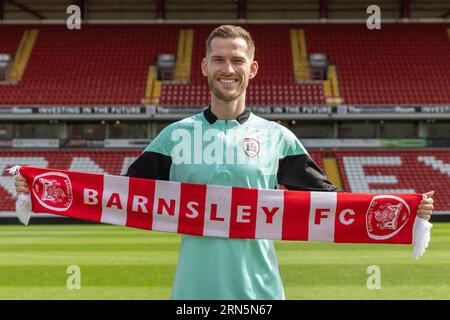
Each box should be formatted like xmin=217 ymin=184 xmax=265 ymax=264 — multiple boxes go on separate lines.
xmin=304 ymin=24 xmax=450 ymax=105
xmin=314 ymin=150 xmax=450 ymax=213
xmin=1 ymin=150 xmax=449 ymax=213
xmin=0 ymin=25 xmax=26 ymax=56
xmin=0 ymin=25 xmax=180 ymax=105
xmin=1 ymin=23 xmax=448 ymax=106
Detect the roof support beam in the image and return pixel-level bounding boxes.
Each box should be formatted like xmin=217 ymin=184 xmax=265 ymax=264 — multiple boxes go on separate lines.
xmin=73 ymin=0 xmax=85 ymax=20
xmin=237 ymin=0 xmax=246 ymax=20
xmin=156 ymin=0 xmax=165 ymax=20
xmin=319 ymin=0 xmax=328 ymax=19
xmin=6 ymin=0 xmax=45 ymax=19
xmin=0 ymin=0 xmax=4 ymax=20
xmin=401 ymin=0 xmax=410 ymax=19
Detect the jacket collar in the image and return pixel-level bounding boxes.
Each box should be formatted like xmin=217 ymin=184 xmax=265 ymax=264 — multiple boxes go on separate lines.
xmin=203 ymin=106 xmax=251 ymax=125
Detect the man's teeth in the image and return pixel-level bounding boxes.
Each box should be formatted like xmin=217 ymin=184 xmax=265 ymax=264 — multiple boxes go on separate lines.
xmin=219 ymin=79 xmax=237 ymax=83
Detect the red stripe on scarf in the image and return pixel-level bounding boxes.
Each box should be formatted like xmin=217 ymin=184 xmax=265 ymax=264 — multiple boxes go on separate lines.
xmin=178 ymin=183 xmax=207 ymax=236
xmin=281 ymin=190 xmax=310 ymax=240
xmin=126 ymin=177 xmax=155 ymax=230
xmin=230 ymin=187 xmax=258 ymax=239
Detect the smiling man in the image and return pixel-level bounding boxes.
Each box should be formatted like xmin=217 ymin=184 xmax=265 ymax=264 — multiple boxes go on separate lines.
xmin=127 ymin=25 xmax=328 ymax=299
xmin=203 ymin=27 xmax=257 ymax=107
xmin=15 ymin=25 xmax=435 ymax=300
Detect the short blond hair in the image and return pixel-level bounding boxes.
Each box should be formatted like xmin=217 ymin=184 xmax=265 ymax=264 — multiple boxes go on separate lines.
xmin=206 ymin=25 xmax=255 ymax=60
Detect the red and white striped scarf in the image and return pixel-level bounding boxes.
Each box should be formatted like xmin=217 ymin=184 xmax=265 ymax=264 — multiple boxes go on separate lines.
xmin=10 ymin=166 xmax=432 ymax=259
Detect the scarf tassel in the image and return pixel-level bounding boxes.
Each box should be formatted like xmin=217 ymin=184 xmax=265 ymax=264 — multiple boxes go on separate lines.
xmin=412 ymin=217 xmax=433 ymax=260
xmin=8 ymin=166 xmax=32 ymax=226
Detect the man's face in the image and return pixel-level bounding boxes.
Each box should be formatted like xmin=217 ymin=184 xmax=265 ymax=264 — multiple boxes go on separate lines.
xmin=202 ymin=37 xmax=258 ymax=102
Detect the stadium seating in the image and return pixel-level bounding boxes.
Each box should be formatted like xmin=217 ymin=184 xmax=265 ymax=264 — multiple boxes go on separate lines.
xmin=159 ymin=83 xmax=325 ymax=106
xmin=1 ymin=24 xmax=448 ymax=106
xmin=1 ymin=149 xmax=449 ymax=213
xmin=304 ymin=24 xmax=450 ymax=105
xmin=0 ymin=25 xmax=180 ymax=105
xmin=0 ymin=25 xmax=27 ymax=56
xmin=311 ymin=149 xmax=450 ymax=212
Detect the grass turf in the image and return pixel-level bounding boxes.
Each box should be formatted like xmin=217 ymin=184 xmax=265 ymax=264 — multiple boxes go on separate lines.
xmin=0 ymin=223 xmax=449 ymax=300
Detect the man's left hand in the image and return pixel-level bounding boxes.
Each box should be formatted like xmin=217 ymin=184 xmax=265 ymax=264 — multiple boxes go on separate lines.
xmin=417 ymin=190 xmax=434 ymax=221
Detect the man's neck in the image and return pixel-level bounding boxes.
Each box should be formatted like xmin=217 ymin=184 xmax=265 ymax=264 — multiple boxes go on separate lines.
xmin=210 ymin=94 xmax=246 ymax=120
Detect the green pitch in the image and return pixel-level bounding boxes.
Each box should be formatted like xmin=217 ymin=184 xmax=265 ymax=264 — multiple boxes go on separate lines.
xmin=0 ymin=223 xmax=449 ymax=300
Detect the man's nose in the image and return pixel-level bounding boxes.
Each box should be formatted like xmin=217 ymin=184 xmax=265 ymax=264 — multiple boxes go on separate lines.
xmin=222 ymin=61 xmax=234 ymax=74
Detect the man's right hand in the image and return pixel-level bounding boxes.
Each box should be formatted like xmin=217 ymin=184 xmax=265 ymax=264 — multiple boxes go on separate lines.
xmin=15 ymin=175 xmax=29 ymax=195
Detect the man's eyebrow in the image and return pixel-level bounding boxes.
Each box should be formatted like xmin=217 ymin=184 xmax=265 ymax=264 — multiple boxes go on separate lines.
xmin=210 ymin=55 xmax=247 ymax=61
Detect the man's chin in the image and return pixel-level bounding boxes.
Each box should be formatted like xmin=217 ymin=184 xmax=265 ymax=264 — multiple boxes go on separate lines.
xmin=215 ymin=93 xmax=241 ymax=102
xmin=212 ymin=88 xmax=245 ymax=102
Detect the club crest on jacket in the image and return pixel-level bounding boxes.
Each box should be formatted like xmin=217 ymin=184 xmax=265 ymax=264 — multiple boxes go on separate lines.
xmin=243 ymin=137 xmax=260 ymax=157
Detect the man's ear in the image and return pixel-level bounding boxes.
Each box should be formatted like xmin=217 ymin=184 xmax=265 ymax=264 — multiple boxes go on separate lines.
xmin=249 ymin=60 xmax=258 ymax=79
xmin=201 ymin=58 xmax=207 ymax=77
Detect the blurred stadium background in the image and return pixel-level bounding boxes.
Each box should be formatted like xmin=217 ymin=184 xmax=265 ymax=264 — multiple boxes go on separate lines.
xmin=0 ymin=0 xmax=449 ymax=299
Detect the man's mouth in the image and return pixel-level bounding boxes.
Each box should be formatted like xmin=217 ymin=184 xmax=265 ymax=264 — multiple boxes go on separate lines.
xmin=217 ymin=78 xmax=238 ymax=84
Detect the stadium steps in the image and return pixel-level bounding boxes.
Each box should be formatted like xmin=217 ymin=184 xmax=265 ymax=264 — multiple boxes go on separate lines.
xmin=323 ymin=65 xmax=342 ymax=105
xmin=6 ymin=29 xmax=39 ymax=83
xmin=290 ymin=29 xmax=311 ymax=81
xmin=328 ymin=66 xmax=340 ymax=97
xmin=144 ymin=65 xmax=161 ymax=105
xmin=322 ymin=157 xmax=344 ymax=191
xmin=174 ymin=29 xmax=193 ymax=82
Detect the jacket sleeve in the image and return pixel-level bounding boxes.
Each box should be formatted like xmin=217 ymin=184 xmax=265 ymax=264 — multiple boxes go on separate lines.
xmin=125 ymin=123 xmax=174 ymax=180
xmin=277 ymin=154 xmax=337 ymax=192
xmin=125 ymin=151 xmax=172 ymax=181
